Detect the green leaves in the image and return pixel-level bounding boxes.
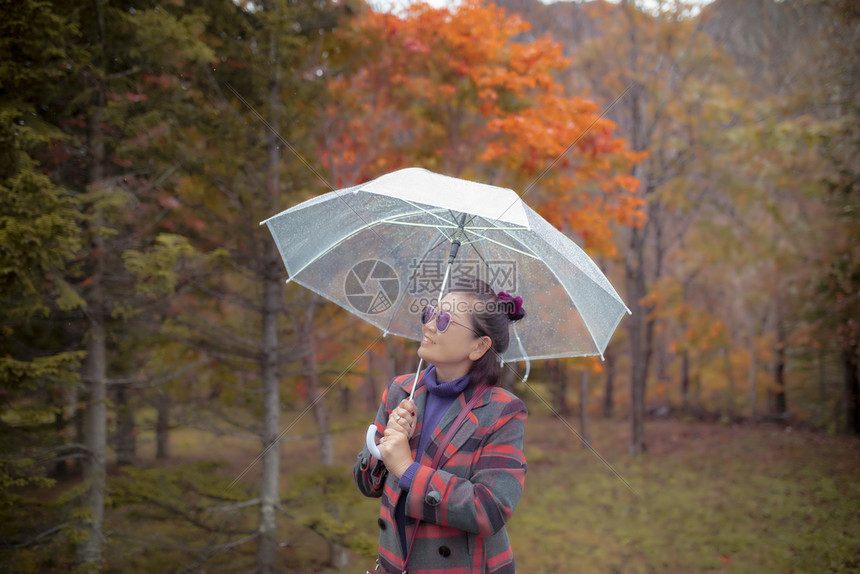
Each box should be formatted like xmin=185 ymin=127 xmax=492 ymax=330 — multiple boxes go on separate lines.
xmin=132 ymin=9 xmax=215 ymax=67
xmin=123 ymin=233 xmax=197 ymax=298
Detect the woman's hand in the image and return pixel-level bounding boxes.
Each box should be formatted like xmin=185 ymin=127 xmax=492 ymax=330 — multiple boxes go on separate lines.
xmin=387 ymin=399 xmax=416 ymax=439
xmin=379 ymin=399 xmax=416 ymax=479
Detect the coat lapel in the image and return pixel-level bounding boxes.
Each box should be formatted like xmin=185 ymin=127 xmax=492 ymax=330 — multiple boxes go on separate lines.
xmin=421 ymin=382 xmax=492 ymax=468
xmin=408 ymin=374 xmax=429 ymax=454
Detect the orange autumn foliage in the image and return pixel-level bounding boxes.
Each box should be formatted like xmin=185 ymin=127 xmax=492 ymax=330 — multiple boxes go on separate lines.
xmin=321 ymin=0 xmax=644 ymax=254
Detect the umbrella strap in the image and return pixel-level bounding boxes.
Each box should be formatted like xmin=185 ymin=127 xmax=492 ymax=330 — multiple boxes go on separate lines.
xmin=512 ymin=323 xmax=530 ymax=382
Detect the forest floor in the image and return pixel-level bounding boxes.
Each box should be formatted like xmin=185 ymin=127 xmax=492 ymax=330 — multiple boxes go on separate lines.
xmin=13 ymin=408 xmax=860 ymax=573
xmin=509 ymin=415 xmax=860 ymax=574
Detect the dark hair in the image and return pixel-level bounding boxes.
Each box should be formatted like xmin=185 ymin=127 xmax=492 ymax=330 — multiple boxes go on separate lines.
xmin=449 ymin=277 xmax=526 ymax=386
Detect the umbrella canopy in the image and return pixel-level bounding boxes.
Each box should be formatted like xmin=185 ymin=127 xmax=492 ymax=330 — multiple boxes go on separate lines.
xmin=262 ymin=167 xmax=629 ymax=363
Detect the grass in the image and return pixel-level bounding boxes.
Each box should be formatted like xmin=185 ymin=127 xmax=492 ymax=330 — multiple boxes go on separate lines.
xmin=512 ymin=416 xmax=860 ymax=574
xmin=10 ymin=405 xmax=860 ymax=573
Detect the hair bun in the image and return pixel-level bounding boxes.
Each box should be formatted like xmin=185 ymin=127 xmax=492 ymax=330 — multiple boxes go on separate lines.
xmin=497 ymin=291 xmax=526 ymax=322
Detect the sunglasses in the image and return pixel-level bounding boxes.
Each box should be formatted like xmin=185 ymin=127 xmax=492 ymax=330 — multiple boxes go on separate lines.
xmin=421 ymin=305 xmax=480 ymax=336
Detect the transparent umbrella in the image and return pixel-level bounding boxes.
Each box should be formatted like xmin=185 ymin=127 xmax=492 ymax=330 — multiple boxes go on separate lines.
xmin=261 ymin=167 xmax=630 ymax=456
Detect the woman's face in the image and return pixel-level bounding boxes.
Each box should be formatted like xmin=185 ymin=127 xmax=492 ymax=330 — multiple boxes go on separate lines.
xmin=417 ymin=293 xmax=491 ymax=381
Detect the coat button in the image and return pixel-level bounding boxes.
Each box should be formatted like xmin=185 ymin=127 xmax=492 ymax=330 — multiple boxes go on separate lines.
xmin=425 ymin=490 xmax=441 ymax=506
xmin=438 ymin=545 xmax=451 ymax=557
xmin=377 ymin=518 xmax=386 ymax=530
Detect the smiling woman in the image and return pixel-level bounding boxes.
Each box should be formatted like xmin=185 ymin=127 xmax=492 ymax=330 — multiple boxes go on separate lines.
xmin=354 ymin=278 xmax=529 ymax=574
xmin=417 ymin=294 xmax=489 ymax=382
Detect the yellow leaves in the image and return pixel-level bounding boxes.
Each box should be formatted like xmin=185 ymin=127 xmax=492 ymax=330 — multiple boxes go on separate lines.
xmin=644 ymin=277 xmax=729 ymax=354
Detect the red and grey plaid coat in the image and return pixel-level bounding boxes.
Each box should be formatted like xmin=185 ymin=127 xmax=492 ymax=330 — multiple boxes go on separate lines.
xmin=354 ymin=371 xmax=528 ymax=574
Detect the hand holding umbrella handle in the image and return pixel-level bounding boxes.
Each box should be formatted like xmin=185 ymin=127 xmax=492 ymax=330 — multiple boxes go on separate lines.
xmin=366 ymin=423 xmax=382 ymax=460
xmin=365 ymin=362 xmax=423 ymax=461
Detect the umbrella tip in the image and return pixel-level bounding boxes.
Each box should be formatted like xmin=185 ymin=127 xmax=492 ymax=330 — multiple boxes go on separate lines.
xmin=382 ymin=330 xmax=389 ymax=338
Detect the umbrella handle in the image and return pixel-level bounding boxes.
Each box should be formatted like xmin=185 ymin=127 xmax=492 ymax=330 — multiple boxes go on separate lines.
xmin=365 ymin=423 xmax=382 ymax=459
xmin=366 ymin=360 xmax=423 ymax=462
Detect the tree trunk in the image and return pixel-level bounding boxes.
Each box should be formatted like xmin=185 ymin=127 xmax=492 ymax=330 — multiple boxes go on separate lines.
xmin=388 ymin=337 xmax=411 ymax=378
xmin=818 ymin=346 xmax=826 ymax=406
xmin=256 ymin=37 xmax=283 ymax=572
xmin=602 ymin=349 xmax=615 ymax=419
xmin=52 ymin=410 xmax=68 ymax=478
xmin=843 ymin=345 xmax=860 ymax=436
xmin=114 ymin=384 xmax=136 ymax=467
xmin=302 ymin=304 xmax=334 ymax=465
xmin=76 ymin=38 xmax=107 ymax=569
xmin=579 ymin=371 xmax=590 ymax=447
xmin=681 ymin=347 xmax=690 ymax=411
xmin=364 ymin=346 xmax=380 ymax=411
xmin=65 ymin=383 xmax=82 ymax=475
xmin=627 ymin=223 xmax=651 ymax=455
xmin=300 ymin=301 xmax=348 ymax=568
xmin=77 ymin=302 xmax=106 ymax=571
xmin=655 ymin=333 xmax=669 ymax=405
xmin=771 ymin=313 xmax=788 ymax=416
xmin=748 ymin=330 xmax=758 ymax=421
xmin=339 ymin=384 xmax=352 ymax=412
xmin=622 ymin=26 xmax=657 ymax=452
xmin=549 ymin=360 xmax=568 ymax=416
xmin=256 ymin=250 xmax=281 ymax=574
xmin=155 ymin=390 xmax=170 ymax=460
xmin=722 ymin=347 xmax=735 ymax=421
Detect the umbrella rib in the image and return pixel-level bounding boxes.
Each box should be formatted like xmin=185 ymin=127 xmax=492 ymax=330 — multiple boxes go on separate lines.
xmin=461 ymin=229 xmax=541 ymax=260
xmin=499 ymin=226 xmax=607 ymax=357
xmin=398 ymin=199 xmax=458 ymax=227
xmin=461 ymin=233 xmax=499 ymax=289
xmin=380 ymin=220 xmax=458 ymax=230
xmin=285 ymin=215 xmax=431 ymax=282
xmin=286 ymin=210 xmax=453 ymax=282
xmin=380 ymin=232 xmax=452 ymax=337
xmin=475 ymin=221 xmax=608 ymax=358
xmin=283 ymin=224 xmax=380 ymax=281
xmin=379 ymin=208 xmax=452 ymax=224
xmin=463 ymin=219 xmax=539 ymax=258
xmin=463 ymin=226 xmax=529 ymax=231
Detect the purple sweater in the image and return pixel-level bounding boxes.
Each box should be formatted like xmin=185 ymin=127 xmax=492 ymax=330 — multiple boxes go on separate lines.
xmin=395 ymin=365 xmax=471 ymax=555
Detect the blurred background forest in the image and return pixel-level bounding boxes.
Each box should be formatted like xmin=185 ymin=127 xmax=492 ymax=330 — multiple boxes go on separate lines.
xmin=1 ymin=0 xmax=858 ymax=572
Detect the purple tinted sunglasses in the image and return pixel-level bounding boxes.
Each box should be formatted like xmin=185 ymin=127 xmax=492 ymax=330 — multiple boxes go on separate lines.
xmin=421 ymin=305 xmax=480 ymax=336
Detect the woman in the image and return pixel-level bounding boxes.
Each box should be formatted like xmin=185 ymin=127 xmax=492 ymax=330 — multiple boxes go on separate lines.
xmin=354 ymin=278 xmax=528 ymax=574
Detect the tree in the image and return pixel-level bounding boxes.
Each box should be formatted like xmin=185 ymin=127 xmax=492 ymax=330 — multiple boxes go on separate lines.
xmin=323 ymin=0 xmax=644 ymax=255
xmin=145 ymin=0 xmax=348 ymax=569
xmin=6 ymin=1 xmax=216 ymax=568
xmin=570 ymin=0 xmax=749 ymax=452
xmin=0 ymin=1 xmax=86 ymax=558
xmin=796 ymin=0 xmax=860 ymax=434
xmin=697 ymin=0 xmax=860 ymax=431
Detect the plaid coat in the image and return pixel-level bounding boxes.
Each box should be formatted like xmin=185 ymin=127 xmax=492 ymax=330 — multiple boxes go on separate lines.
xmin=354 ymin=371 xmax=528 ymax=574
